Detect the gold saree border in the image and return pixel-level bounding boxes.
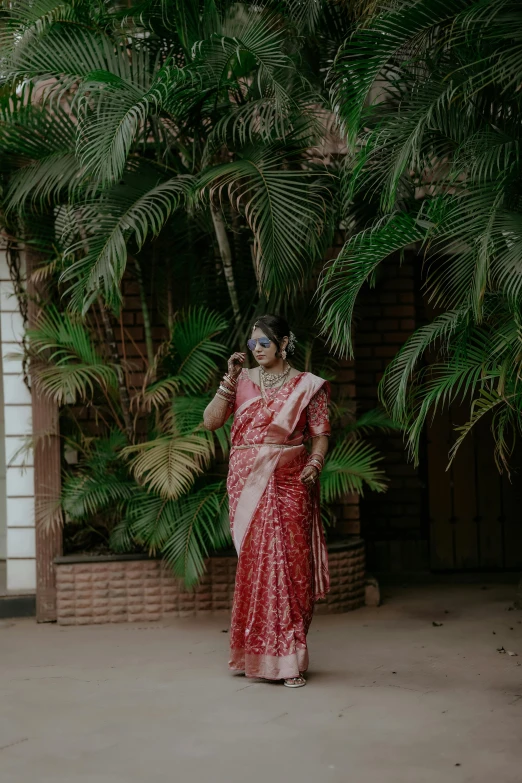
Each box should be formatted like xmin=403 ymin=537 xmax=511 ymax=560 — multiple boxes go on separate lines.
xmin=229 ymin=647 xmax=309 ymax=680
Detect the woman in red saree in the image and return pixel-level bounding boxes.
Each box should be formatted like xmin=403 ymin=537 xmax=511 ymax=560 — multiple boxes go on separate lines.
xmin=204 ymin=315 xmax=330 ymax=688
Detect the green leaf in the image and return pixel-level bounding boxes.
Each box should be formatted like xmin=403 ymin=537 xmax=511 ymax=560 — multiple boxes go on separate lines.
xmin=161 ymin=481 xmax=231 ymax=586
xmin=59 ymin=168 xmax=193 ymax=312
xmin=330 ymin=0 xmax=471 ymax=146
xmin=124 ymin=433 xmax=214 ymax=499
xmin=321 ymin=439 xmax=387 ymax=502
xmin=26 ymin=306 xmax=119 ymax=403
xmin=318 ymin=214 xmax=425 ymax=356
xmin=168 ymin=307 xmax=229 ymax=394
xmin=61 ymin=431 xmax=135 ymax=520
xmin=118 ymin=481 xmax=231 ymax=586
xmin=199 ymin=143 xmax=332 ymax=294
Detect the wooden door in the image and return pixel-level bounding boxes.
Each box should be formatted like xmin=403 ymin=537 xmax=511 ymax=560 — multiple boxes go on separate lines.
xmin=427 ymin=406 xmax=522 ymax=570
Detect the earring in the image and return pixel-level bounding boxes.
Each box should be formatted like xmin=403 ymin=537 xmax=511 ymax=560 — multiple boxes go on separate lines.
xmin=281 ymin=349 xmax=287 ymax=360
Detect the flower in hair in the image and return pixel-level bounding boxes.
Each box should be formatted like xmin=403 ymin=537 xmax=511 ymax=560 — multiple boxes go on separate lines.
xmin=287 ymin=331 xmax=297 ymax=353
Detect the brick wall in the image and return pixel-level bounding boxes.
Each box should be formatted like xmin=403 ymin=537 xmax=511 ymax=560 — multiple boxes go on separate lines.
xmin=55 ymin=541 xmax=366 ymax=625
xmin=353 ymin=255 xmax=429 ymax=574
xmin=118 ymin=276 xmax=168 ymax=394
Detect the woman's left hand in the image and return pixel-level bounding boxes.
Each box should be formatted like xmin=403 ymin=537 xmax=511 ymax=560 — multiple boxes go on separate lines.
xmin=300 ymin=464 xmax=319 ymax=487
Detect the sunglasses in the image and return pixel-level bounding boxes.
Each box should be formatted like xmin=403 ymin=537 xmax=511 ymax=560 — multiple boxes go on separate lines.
xmin=247 ymin=337 xmax=272 ymax=351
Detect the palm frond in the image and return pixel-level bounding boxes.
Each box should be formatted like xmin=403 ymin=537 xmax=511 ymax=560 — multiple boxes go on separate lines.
xmin=284 ymin=0 xmax=325 ymax=33
xmin=115 ymin=480 xmax=231 ymax=586
xmin=379 ymin=308 xmax=469 ymax=421
xmin=0 ymin=89 xmax=84 ymax=210
xmin=321 ymin=439 xmax=388 ymax=502
xmin=160 ymin=481 xmax=231 ymax=586
xmin=171 ymin=394 xmax=232 ymax=456
xmin=76 ymin=61 xmax=194 ymax=186
xmin=0 ymin=0 xmax=82 ymax=62
xmin=193 ymin=7 xmax=291 ymax=85
xmin=124 ymin=434 xmax=213 ymax=499
xmin=59 ymin=169 xmax=193 ymax=312
xmin=199 ymin=143 xmax=332 ymax=293
xmin=168 ymin=307 xmax=229 ymax=394
xmin=7 ymin=23 xmax=133 ymax=95
xmin=318 ymin=213 xmax=425 ymax=356
xmin=448 ymin=387 xmax=505 ymax=467
xmin=329 ymin=0 xmax=470 ymax=145
xmin=61 ymin=431 xmax=135 ymax=520
xmin=26 ymin=306 xmax=119 ymax=403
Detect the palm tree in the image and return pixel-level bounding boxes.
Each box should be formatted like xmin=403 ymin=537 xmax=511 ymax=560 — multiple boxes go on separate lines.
xmin=0 ymin=0 xmax=339 ymax=319
xmin=26 ymin=304 xmax=235 ymax=584
xmin=318 ymin=0 xmax=522 ymax=467
xmin=0 ymin=1 xmax=396 ymax=585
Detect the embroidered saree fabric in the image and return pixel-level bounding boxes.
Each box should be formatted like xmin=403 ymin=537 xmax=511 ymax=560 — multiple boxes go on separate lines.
xmin=227 ymin=370 xmax=331 ymax=680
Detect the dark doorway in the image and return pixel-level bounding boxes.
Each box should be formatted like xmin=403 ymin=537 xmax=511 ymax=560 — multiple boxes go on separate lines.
xmin=427 ymin=406 xmax=522 ymax=571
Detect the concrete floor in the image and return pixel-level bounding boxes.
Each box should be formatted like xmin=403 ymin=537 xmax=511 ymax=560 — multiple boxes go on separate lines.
xmin=1 ymin=584 xmax=521 ymax=783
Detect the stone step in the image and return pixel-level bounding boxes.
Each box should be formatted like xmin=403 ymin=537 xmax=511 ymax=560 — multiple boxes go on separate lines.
xmin=0 ymin=593 xmax=35 ymax=618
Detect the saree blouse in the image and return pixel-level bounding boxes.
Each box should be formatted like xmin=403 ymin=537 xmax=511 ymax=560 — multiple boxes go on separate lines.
xmin=229 ymin=369 xmax=331 ymax=444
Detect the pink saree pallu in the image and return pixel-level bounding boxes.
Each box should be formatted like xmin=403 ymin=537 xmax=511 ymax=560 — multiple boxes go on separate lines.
xmin=226 ymin=369 xmax=331 ymax=680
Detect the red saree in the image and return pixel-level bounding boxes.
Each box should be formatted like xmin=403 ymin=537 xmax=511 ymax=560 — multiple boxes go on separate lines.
xmin=226 ymin=370 xmax=331 ymax=680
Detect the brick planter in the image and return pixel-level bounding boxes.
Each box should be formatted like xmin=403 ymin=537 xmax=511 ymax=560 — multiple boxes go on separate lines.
xmin=54 ymin=537 xmax=366 ymax=625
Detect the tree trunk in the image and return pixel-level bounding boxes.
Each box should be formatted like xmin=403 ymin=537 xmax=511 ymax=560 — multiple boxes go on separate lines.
xmin=97 ymin=298 xmax=134 ymax=442
xmin=211 ymin=204 xmax=241 ymax=326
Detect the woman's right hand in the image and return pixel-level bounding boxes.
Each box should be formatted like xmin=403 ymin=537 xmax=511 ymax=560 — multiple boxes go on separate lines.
xmin=227 ymin=352 xmax=245 ymax=380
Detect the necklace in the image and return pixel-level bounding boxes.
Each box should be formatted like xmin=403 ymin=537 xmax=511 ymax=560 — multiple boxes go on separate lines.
xmin=259 ymin=363 xmax=291 ymax=414
xmin=259 ymin=362 xmax=291 ymax=388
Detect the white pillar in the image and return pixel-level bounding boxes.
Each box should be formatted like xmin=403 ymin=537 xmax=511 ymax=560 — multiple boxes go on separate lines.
xmin=0 ymin=246 xmax=36 ymax=593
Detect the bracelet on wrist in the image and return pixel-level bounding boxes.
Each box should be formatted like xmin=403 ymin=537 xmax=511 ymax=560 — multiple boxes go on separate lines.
xmin=217 ymin=387 xmax=235 ymax=401
xmin=216 ymin=390 xmax=234 ymax=404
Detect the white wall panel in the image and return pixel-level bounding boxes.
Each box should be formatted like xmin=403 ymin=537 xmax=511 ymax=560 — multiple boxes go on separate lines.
xmin=0 ymin=248 xmax=36 ymax=593
xmin=1 ymin=310 xmax=25 ymax=344
xmin=4 ymin=375 xmax=31 ymax=404
xmin=7 ymin=527 xmax=36 ymax=558
xmin=6 ymin=466 xmax=34 ymax=497
xmin=4 ymin=405 xmax=32 ymax=437
xmin=5 ymin=436 xmax=32 ymax=467
xmin=7 ymin=558 xmax=36 ymax=592
xmin=6 ymin=496 xmax=35 ymax=527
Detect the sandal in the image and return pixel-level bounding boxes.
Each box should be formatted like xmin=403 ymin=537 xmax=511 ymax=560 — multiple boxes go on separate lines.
xmin=283 ymin=675 xmax=306 ymax=688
